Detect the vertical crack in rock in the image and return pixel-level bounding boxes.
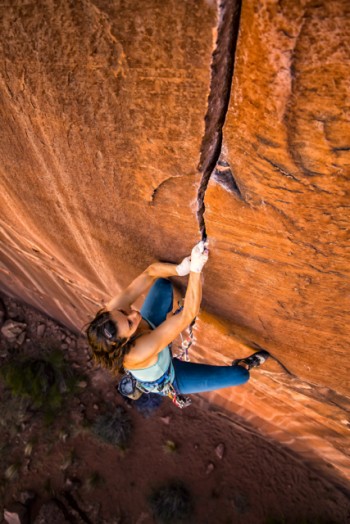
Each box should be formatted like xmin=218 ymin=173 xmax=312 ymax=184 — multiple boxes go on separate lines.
xmin=197 ymin=0 xmax=242 ymax=241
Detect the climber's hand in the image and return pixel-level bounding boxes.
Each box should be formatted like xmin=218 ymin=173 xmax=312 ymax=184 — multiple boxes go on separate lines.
xmin=190 ymin=240 xmax=209 ymax=273
xmin=176 ymin=256 xmax=191 ymax=277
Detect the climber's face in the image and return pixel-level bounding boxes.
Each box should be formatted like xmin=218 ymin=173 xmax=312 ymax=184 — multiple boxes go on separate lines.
xmin=110 ymin=308 xmax=142 ymax=339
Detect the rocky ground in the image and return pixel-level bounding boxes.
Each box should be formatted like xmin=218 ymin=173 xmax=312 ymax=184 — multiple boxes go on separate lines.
xmin=0 ymin=292 xmax=350 ymax=524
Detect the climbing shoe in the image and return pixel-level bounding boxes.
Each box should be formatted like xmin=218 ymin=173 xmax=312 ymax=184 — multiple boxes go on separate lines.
xmin=232 ymin=350 xmax=270 ymax=370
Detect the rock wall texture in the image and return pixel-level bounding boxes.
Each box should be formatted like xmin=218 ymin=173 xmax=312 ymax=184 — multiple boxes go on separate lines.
xmin=0 ymin=0 xmax=349 ymax=489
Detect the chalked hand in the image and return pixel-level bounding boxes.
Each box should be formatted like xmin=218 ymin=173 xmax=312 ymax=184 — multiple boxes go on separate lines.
xmin=190 ymin=241 xmax=209 ymax=273
xmin=176 ymin=256 xmax=191 ymax=276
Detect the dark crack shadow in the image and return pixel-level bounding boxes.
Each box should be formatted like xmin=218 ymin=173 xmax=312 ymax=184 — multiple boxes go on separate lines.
xmin=213 ymin=159 xmax=243 ymax=199
xmin=196 ymin=0 xmax=243 ymax=240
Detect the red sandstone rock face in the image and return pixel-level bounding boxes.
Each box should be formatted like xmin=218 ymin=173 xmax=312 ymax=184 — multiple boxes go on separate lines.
xmin=200 ymin=0 xmax=350 ymax=484
xmin=0 ymin=0 xmax=349 ymax=487
xmin=0 ymin=0 xmax=215 ymax=321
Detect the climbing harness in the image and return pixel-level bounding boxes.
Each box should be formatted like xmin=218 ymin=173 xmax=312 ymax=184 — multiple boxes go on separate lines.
xmin=118 ymin=364 xmax=191 ymax=409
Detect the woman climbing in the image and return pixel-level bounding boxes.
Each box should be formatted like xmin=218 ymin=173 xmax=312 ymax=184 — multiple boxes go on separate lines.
xmin=86 ymin=241 xmax=269 ymax=408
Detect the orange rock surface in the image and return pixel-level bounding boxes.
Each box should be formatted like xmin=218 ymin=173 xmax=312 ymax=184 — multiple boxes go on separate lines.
xmin=0 ymin=0 xmax=349 ymax=489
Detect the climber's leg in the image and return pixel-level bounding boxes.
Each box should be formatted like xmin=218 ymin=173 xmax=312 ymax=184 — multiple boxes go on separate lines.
xmin=172 ymin=358 xmax=250 ymax=395
xmin=140 ymin=278 xmax=173 ymax=328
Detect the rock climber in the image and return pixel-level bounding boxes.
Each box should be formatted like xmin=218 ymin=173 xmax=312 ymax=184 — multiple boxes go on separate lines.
xmin=86 ymin=241 xmax=269 ymax=408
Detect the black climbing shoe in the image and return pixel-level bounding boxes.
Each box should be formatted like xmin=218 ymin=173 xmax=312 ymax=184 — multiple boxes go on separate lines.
xmin=232 ymin=350 xmax=270 ymax=370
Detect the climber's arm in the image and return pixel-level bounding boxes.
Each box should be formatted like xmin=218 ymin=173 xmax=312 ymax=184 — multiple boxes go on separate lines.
xmin=106 ymin=262 xmax=180 ymax=311
xmin=148 ymin=262 xmax=180 ymax=278
xmin=125 ymin=272 xmax=202 ymax=366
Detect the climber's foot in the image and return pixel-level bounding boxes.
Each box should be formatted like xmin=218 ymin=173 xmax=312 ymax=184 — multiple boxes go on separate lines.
xmin=232 ymin=350 xmax=270 ymax=370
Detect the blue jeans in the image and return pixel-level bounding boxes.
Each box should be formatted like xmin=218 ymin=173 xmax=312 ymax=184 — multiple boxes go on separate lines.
xmin=140 ymin=278 xmax=250 ymax=395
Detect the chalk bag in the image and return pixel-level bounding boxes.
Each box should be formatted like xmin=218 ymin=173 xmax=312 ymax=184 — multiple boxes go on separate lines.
xmin=118 ymin=374 xmax=143 ymax=400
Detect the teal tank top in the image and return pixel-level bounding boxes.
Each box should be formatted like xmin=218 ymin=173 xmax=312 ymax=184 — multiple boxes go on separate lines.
xmin=124 ymin=318 xmax=175 ymax=383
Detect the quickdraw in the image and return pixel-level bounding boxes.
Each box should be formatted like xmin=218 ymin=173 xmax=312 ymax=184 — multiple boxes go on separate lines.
xmin=173 ymin=301 xmax=196 ymax=362
xmin=164 ymin=383 xmax=192 ymax=409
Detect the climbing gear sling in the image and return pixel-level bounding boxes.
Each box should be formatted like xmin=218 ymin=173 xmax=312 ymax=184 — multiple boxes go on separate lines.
xmin=172 ymin=301 xmax=195 ymax=362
